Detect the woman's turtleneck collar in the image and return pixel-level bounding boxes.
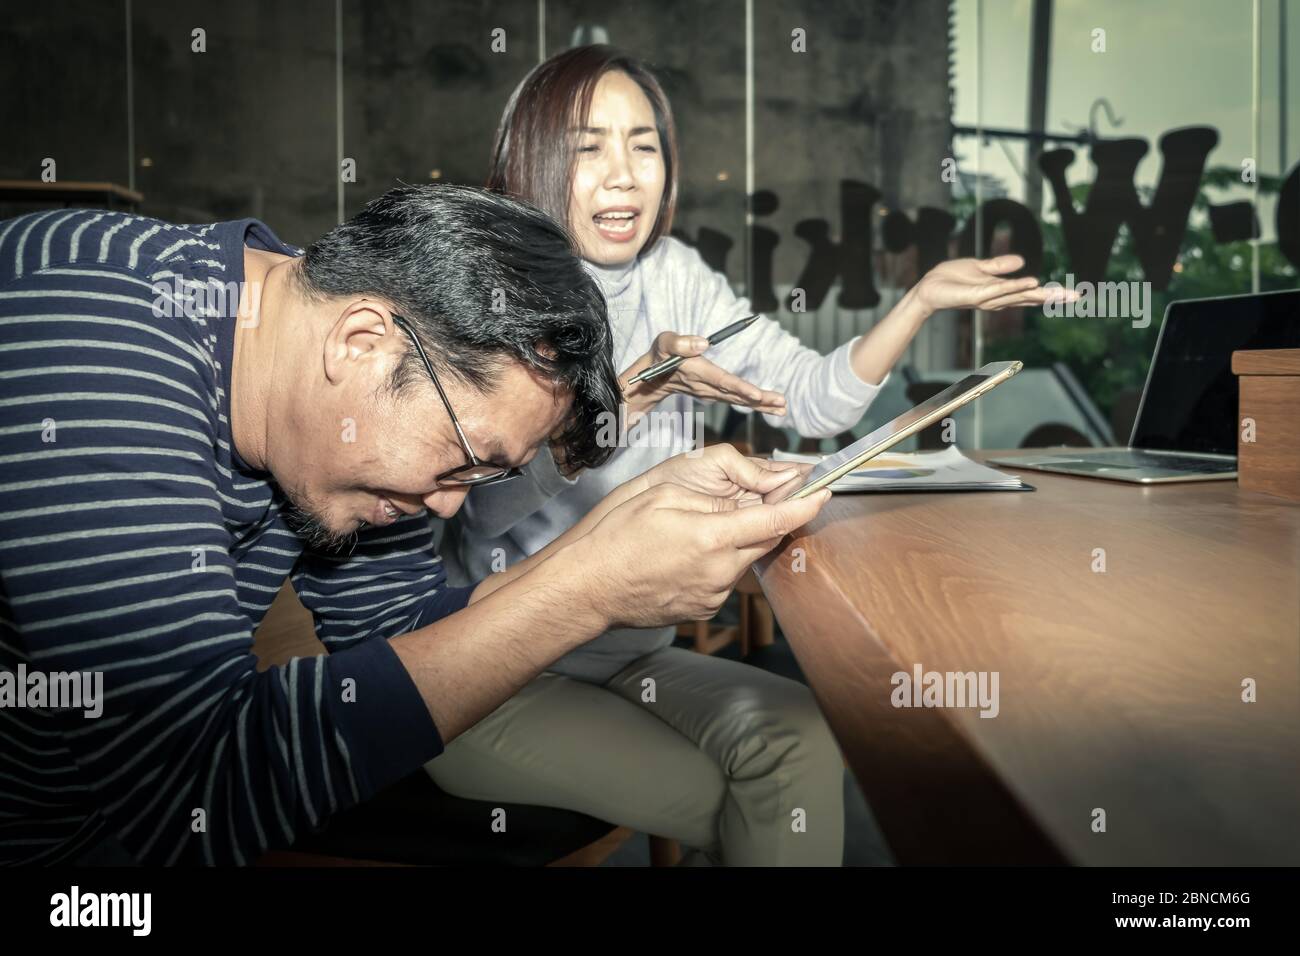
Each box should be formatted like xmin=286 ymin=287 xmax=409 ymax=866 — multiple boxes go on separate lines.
xmin=583 ymin=255 xmax=638 ymax=301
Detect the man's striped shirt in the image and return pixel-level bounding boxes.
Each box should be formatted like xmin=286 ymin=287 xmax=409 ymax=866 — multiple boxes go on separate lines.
xmin=0 ymin=209 xmax=471 ymax=865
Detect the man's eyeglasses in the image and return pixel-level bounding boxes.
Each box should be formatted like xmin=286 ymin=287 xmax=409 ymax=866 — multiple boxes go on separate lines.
xmin=391 ymin=315 xmax=522 ymax=488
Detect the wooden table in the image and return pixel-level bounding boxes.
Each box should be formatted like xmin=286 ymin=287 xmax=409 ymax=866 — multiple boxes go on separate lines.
xmin=755 ymin=452 xmax=1300 ymax=865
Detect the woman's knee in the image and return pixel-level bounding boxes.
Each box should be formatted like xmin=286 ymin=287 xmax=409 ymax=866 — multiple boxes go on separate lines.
xmin=716 ymin=680 xmax=840 ymax=779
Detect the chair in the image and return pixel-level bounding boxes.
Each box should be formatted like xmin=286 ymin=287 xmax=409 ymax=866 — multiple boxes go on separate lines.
xmin=675 ymin=568 xmax=776 ymax=657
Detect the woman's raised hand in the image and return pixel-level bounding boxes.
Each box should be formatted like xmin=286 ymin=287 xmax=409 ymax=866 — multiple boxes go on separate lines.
xmin=913 ymin=255 xmax=1078 ymax=314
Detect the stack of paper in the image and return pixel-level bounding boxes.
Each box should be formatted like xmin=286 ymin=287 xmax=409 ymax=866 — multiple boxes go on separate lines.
xmin=772 ymin=445 xmax=1032 ymax=493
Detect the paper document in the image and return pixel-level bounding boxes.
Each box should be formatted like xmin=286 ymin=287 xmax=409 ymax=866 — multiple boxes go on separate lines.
xmin=772 ymin=445 xmax=1032 ymax=493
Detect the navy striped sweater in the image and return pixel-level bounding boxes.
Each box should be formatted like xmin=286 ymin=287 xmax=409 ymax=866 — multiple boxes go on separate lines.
xmin=0 ymin=209 xmax=472 ymax=865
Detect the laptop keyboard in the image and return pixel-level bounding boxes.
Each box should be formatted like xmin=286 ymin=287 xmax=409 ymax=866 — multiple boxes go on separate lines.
xmin=1062 ymin=451 xmax=1236 ymax=473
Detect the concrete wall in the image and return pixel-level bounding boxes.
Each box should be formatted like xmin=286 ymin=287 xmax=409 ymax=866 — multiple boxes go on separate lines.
xmin=0 ymin=0 xmax=953 ymax=362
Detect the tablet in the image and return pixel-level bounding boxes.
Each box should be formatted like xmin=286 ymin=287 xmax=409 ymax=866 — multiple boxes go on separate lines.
xmin=769 ymin=360 xmax=1023 ymax=501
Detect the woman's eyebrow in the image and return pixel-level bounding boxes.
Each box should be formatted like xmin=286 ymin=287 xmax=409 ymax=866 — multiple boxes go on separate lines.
xmin=573 ymin=125 xmax=656 ymax=136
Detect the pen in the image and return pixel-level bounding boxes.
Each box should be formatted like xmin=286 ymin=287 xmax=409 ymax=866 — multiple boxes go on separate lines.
xmin=627 ymin=314 xmax=761 ymax=384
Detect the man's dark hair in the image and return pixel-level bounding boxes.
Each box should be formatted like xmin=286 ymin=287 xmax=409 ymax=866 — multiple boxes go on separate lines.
xmin=298 ymin=183 xmax=619 ymax=470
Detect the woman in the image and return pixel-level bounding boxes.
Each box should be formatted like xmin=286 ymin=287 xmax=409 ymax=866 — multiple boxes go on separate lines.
xmin=429 ymin=46 xmax=1065 ymax=865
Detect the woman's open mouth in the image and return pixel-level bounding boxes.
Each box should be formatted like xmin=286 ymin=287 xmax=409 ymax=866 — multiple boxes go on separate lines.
xmin=593 ymin=208 xmax=639 ymax=242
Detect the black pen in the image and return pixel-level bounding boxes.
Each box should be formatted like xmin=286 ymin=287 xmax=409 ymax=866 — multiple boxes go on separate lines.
xmin=627 ymin=314 xmax=761 ymax=384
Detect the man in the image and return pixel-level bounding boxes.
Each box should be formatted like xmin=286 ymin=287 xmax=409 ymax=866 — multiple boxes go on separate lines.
xmin=0 ymin=185 xmax=827 ymax=865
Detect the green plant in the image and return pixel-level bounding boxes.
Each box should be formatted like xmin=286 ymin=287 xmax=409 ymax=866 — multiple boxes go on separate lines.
xmin=980 ymin=169 xmax=1295 ymax=419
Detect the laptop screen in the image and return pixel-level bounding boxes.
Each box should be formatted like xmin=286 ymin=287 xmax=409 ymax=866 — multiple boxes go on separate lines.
xmin=1130 ymin=290 xmax=1300 ymax=454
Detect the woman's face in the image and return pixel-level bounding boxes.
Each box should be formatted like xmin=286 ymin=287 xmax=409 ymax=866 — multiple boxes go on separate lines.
xmin=567 ymin=70 xmax=666 ymax=266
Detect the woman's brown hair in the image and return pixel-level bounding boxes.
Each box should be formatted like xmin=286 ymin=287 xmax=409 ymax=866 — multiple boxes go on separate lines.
xmin=486 ymin=45 xmax=679 ymax=256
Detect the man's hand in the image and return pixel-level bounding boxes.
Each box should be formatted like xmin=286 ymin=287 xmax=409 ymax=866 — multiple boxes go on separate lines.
xmin=469 ymin=446 xmax=814 ymax=607
xmin=634 ymin=442 xmax=813 ymax=502
xmin=574 ymin=481 xmax=830 ymax=629
xmin=620 ymin=330 xmax=786 ymax=421
xmin=415 ymin=477 xmax=827 ymax=743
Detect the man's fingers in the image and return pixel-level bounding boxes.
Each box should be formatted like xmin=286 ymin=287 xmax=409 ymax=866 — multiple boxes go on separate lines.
xmin=738 ymin=459 xmax=814 ymax=496
xmin=710 ymin=489 xmax=831 ymax=549
xmin=746 ymin=456 xmax=809 ymax=477
xmin=762 ymin=468 xmax=806 ymax=504
xmin=736 ymin=457 xmax=804 ymax=501
xmin=648 ymin=482 xmax=760 ymax=518
xmin=716 ymin=453 xmax=813 ymax=495
xmin=733 ymin=536 xmax=786 ymax=566
xmin=687 ymin=446 xmax=808 ymax=496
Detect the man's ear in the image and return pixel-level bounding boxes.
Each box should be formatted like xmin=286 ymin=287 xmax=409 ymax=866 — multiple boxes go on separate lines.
xmin=322 ymin=299 xmax=399 ymax=386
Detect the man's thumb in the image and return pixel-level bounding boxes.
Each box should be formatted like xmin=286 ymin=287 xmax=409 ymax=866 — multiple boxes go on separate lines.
xmin=716 ymin=489 xmax=830 ymax=548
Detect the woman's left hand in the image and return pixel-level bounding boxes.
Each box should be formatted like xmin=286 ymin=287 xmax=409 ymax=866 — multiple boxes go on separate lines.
xmin=913 ymin=255 xmax=1077 ymax=314
xmin=620 ymin=331 xmax=787 ymax=419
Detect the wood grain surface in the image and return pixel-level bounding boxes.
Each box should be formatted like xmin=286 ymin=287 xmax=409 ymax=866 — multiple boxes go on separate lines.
xmin=756 ymin=451 xmax=1300 ymax=865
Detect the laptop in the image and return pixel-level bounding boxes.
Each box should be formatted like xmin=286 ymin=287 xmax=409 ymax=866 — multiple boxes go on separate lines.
xmin=988 ymin=290 xmax=1300 ymax=483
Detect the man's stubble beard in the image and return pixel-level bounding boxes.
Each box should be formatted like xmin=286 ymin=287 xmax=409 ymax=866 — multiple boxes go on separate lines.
xmin=282 ymin=484 xmax=362 ymax=555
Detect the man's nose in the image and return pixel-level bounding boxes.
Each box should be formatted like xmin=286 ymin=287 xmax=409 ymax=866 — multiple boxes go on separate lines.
xmin=424 ymin=487 xmax=471 ymax=518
